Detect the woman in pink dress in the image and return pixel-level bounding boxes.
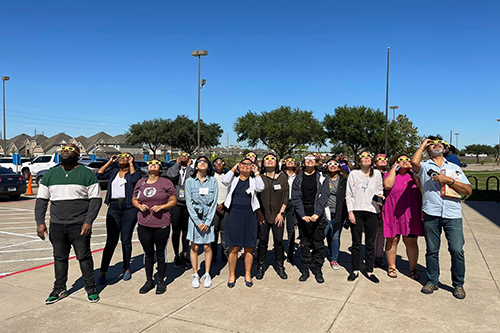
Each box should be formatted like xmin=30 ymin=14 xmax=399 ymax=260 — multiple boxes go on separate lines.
xmin=382 ymin=154 xmax=423 ymax=280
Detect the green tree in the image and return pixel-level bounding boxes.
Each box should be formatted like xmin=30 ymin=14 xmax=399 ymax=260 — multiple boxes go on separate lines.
xmin=464 ymin=144 xmax=495 ymax=163
xmin=167 ymin=115 xmax=222 ymax=155
xmin=126 ymin=118 xmax=171 ymax=159
xmin=386 ymin=114 xmax=422 ymax=156
xmin=234 ymin=106 xmax=326 ymax=159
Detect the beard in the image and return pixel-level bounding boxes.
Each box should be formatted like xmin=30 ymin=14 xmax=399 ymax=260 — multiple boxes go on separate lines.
xmin=62 ymin=154 xmax=79 ymax=166
xmin=429 ymin=148 xmax=444 ymax=158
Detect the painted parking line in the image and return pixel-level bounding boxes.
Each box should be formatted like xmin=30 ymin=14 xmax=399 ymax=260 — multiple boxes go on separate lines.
xmin=0 ymin=231 xmax=40 ymax=239
xmin=0 ymin=240 xmax=41 ymax=249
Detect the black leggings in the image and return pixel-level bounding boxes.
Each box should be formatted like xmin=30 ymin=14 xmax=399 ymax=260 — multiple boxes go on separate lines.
xmin=350 ymin=211 xmax=378 ymax=273
xmin=170 ymin=205 xmax=189 ymax=256
xmin=138 ymin=224 xmax=170 ymax=281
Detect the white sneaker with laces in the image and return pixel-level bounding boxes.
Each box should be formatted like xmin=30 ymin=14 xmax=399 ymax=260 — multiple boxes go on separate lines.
xmin=192 ymin=273 xmax=200 ymax=288
xmin=203 ymin=273 xmax=212 ymax=288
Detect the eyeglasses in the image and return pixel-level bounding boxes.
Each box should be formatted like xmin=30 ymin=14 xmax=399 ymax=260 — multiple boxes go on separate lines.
xmin=147 ymin=161 xmax=161 ymax=165
xmin=60 ymin=147 xmax=77 ymax=152
xmin=375 ymin=157 xmax=388 ymax=161
xmin=304 ymin=156 xmax=316 ymax=161
xmin=359 ymin=154 xmax=373 ymax=159
xmin=180 ymin=153 xmax=190 ymax=157
xmin=429 ymin=140 xmax=448 ymax=146
xmin=264 ymin=156 xmax=276 ymax=161
xmin=246 ymin=153 xmax=256 ymax=158
xmin=327 ymin=162 xmax=339 ymax=166
xmin=197 ymin=160 xmax=208 ymax=164
xmin=240 ymin=162 xmax=252 ymax=166
xmin=117 ymin=154 xmax=130 ymax=158
xmin=214 ymin=161 xmax=224 ymax=165
xmin=397 ymin=157 xmax=410 ymax=162
xmin=285 ymin=158 xmax=295 ymax=162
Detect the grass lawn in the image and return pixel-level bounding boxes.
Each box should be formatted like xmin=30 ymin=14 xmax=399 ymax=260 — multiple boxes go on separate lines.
xmin=463 ymin=170 xmax=500 ymax=202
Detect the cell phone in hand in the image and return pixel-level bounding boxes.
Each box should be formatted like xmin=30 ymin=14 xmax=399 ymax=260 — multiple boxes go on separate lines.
xmin=427 ymin=169 xmax=439 ymax=178
xmin=372 ymin=195 xmax=385 ymax=204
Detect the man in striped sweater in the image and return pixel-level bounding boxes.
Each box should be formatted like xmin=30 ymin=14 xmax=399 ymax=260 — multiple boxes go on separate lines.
xmin=35 ymin=143 xmax=103 ymax=304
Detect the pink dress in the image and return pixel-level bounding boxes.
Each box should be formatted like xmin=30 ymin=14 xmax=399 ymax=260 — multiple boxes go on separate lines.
xmin=382 ymin=172 xmax=423 ymax=237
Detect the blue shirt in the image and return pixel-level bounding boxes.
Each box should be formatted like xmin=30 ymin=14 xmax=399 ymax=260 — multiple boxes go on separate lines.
xmin=185 ymin=175 xmax=218 ymax=226
xmin=446 ymin=154 xmax=461 ymax=167
xmin=417 ymin=159 xmax=470 ymax=219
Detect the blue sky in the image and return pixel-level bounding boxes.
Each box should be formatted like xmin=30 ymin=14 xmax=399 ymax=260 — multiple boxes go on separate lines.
xmin=2 ymin=1 xmax=499 ymax=150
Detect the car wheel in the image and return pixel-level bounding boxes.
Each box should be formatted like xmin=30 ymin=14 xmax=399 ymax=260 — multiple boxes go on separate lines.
xmin=36 ymin=175 xmax=43 ymax=185
xmin=9 ymin=194 xmax=21 ymax=200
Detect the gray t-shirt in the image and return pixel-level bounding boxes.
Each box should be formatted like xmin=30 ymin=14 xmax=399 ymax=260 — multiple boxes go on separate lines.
xmin=327 ymin=177 xmax=339 ymax=212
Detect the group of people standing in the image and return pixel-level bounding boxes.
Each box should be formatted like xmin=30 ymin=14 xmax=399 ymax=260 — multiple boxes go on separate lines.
xmin=35 ymin=135 xmax=471 ymax=305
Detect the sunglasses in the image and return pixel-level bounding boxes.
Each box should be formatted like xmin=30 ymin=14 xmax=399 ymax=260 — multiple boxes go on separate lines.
xmin=359 ymin=154 xmax=373 ymax=159
xmin=147 ymin=161 xmax=161 ymax=165
xmin=214 ymin=161 xmax=224 ymax=165
xmin=117 ymin=154 xmax=130 ymax=158
xmin=429 ymin=140 xmax=447 ymax=146
xmin=304 ymin=156 xmax=316 ymax=161
xmin=240 ymin=162 xmax=252 ymax=166
xmin=285 ymin=158 xmax=295 ymax=162
xmin=327 ymin=162 xmax=339 ymax=166
xmin=397 ymin=157 xmax=411 ymax=162
xmin=60 ymin=147 xmax=77 ymax=152
xmin=375 ymin=157 xmax=388 ymax=161
xmin=246 ymin=153 xmax=256 ymax=158
xmin=197 ymin=159 xmax=208 ymax=164
xmin=264 ymin=156 xmax=276 ymax=161
xmin=180 ymin=153 xmax=190 ymax=157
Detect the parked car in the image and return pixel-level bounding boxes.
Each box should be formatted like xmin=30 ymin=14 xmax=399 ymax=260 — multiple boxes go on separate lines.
xmin=0 ymin=157 xmax=31 ymax=173
xmin=135 ymin=160 xmax=171 ymax=178
xmin=35 ymin=160 xmax=108 ymax=188
xmin=21 ymin=154 xmax=60 ymax=179
xmin=0 ymin=166 xmax=27 ymax=200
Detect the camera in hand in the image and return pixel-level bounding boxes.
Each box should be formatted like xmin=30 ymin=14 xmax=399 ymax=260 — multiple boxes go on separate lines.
xmin=372 ymin=195 xmax=385 ymax=204
xmin=427 ymin=169 xmax=439 ymax=178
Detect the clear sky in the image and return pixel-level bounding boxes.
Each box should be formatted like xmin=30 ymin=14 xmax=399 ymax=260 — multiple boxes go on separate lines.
xmin=2 ymin=0 xmax=499 ymax=150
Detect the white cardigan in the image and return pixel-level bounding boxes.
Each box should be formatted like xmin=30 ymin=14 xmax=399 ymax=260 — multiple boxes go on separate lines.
xmin=221 ymin=171 xmax=265 ymax=212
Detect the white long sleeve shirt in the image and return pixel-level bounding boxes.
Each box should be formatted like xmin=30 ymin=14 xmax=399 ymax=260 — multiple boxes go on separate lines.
xmin=346 ymin=169 xmax=383 ymax=214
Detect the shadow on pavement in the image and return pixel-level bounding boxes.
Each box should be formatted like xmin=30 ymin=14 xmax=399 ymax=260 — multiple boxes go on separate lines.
xmin=466 ymin=201 xmax=500 ymax=228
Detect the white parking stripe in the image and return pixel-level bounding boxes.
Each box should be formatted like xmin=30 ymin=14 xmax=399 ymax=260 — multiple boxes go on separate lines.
xmin=0 ymin=231 xmax=40 ymax=239
xmin=0 ymin=240 xmax=41 ymax=249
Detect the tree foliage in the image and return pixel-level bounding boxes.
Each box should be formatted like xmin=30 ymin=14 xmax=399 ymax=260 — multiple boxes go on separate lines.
xmin=126 ymin=118 xmax=171 ymax=159
xmin=167 ymin=115 xmax=222 ymax=155
xmin=234 ymin=106 xmax=326 ymax=159
xmin=464 ymin=144 xmax=495 ymax=163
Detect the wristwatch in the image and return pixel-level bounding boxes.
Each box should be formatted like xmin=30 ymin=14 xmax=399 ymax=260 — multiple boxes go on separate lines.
xmin=280 ymin=212 xmax=285 ymax=217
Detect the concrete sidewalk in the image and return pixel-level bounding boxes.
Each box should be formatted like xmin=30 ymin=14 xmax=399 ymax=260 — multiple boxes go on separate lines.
xmin=1 ymin=202 xmax=499 ymax=333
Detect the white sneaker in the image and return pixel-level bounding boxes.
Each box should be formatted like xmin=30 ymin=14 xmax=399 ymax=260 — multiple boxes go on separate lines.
xmin=203 ymin=273 xmax=212 ymax=288
xmin=192 ymin=273 xmax=200 ymax=288
xmin=331 ymin=261 xmax=340 ymax=270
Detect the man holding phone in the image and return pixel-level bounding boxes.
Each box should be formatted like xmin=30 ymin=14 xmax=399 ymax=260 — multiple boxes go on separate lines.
xmin=411 ymin=136 xmax=472 ymax=299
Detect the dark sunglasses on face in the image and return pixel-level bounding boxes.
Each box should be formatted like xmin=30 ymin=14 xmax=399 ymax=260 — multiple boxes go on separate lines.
xmin=240 ymin=162 xmax=252 ymax=166
xmin=398 ymin=157 xmax=411 ymax=162
xmin=304 ymin=156 xmax=316 ymax=161
xmin=327 ymin=162 xmax=339 ymax=166
xmin=264 ymin=156 xmax=276 ymax=161
xmin=285 ymin=158 xmax=295 ymax=162
xmin=429 ymin=140 xmax=447 ymax=146
xmin=180 ymin=153 xmax=190 ymax=157
xmin=147 ymin=161 xmax=161 ymax=165
xmin=246 ymin=153 xmax=256 ymax=158
xmin=375 ymin=157 xmax=388 ymax=161
xmin=197 ymin=159 xmax=208 ymax=164
xmin=214 ymin=161 xmax=224 ymax=165
xmin=61 ymin=147 xmax=77 ymax=152
xmin=117 ymin=154 xmax=130 ymax=158
xmin=359 ymin=153 xmax=373 ymax=159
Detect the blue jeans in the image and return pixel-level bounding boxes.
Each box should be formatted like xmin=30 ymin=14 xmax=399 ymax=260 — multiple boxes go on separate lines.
xmin=324 ymin=219 xmax=342 ymax=262
xmin=423 ymin=213 xmax=465 ymax=287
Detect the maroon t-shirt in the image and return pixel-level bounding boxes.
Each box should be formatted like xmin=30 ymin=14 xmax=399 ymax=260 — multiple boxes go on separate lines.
xmin=133 ymin=177 xmax=176 ymax=228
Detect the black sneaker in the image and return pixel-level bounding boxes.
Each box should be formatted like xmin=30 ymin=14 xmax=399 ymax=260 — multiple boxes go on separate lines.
xmin=314 ymin=271 xmax=324 ymax=284
xmin=139 ymin=280 xmax=156 ymax=294
xmin=156 ymin=281 xmax=167 ymax=295
xmin=85 ymin=286 xmax=100 ymax=303
xmin=174 ymin=255 xmax=183 ymax=268
xmin=421 ymin=283 xmax=438 ymax=294
xmin=255 ymin=265 xmax=265 ymax=280
xmin=45 ymin=287 xmax=67 ymax=305
xmin=299 ymin=269 xmax=310 ymax=282
xmin=453 ymin=286 xmax=466 ymax=299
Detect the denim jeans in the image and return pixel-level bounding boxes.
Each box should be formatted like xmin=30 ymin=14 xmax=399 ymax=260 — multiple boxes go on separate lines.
xmin=423 ymin=213 xmax=465 ymax=287
xmin=100 ymin=201 xmax=138 ymax=272
xmin=324 ymin=219 xmax=342 ymax=262
xmin=49 ymin=222 xmax=95 ymax=290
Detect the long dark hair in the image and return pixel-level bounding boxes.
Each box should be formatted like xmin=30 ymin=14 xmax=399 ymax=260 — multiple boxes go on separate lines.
xmin=325 ymin=158 xmax=348 ymax=179
xmin=301 ymin=153 xmax=320 ymax=172
xmin=191 ymin=155 xmax=214 ymax=177
xmin=281 ymin=156 xmax=299 ymax=175
xmin=355 ymin=152 xmax=374 ymax=177
xmin=389 ymin=153 xmax=417 ymax=182
xmin=260 ymin=152 xmax=280 ymax=174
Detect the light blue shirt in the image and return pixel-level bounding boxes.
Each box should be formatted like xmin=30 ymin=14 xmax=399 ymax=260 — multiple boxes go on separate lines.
xmin=417 ymin=159 xmax=470 ymax=219
xmin=185 ymin=175 xmax=218 ymax=227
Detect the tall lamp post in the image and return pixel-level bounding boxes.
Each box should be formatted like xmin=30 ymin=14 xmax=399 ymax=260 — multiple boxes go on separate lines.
xmin=390 ymin=105 xmax=399 ymax=121
xmin=191 ymin=50 xmax=208 ymax=154
xmin=2 ymin=76 xmax=10 ymax=155
xmin=384 ymin=47 xmax=390 ymax=156
xmin=497 ymin=119 xmax=500 ymax=159
xmin=455 ymin=132 xmax=459 ymax=149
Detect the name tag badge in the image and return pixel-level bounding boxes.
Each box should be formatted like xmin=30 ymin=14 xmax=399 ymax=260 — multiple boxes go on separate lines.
xmin=273 ymin=184 xmax=282 ymax=191
xmin=179 ymin=189 xmax=185 ymax=199
xmin=199 ymin=187 xmax=209 ymax=195
xmin=119 ymin=178 xmax=127 ymax=186
xmin=246 ymin=187 xmax=252 ymax=195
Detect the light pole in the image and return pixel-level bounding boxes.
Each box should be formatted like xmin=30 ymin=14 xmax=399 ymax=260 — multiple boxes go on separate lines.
xmin=2 ymin=76 xmax=10 ymax=156
xmin=384 ymin=47 xmax=390 ymax=156
xmin=390 ymin=105 xmax=399 ymax=121
xmin=497 ymin=119 xmax=500 ymax=159
xmin=455 ymin=132 xmax=459 ymax=149
xmin=191 ymin=50 xmax=208 ymax=154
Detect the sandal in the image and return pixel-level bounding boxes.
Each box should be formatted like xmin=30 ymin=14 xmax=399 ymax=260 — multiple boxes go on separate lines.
xmin=387 ymin=267 xmax=398 ymax=278
xmin=410 ymin=270 xmax=420 ymax=281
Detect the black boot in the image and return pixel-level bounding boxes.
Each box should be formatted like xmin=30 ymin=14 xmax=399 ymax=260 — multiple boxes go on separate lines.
xmin=255 ymin=263 xmax=265 ymax=280
xmin=287 ymin=240 xmax=295 ymax=264
xmin=275 ymin=244 xmax=288 ymax=279
xmin=299 ymin=268 xmax=310 ymax=282
xmin=311 ymin=265 xmax=324 ymax=283
xmin=255 ymin=242 xmax=267 ymax=280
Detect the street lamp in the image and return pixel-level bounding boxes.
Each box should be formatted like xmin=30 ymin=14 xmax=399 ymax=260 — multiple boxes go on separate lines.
xmin=384 ymin=47 xmax=390 ymax=156
xmin=390 ymin=105 xmax=399 ymax=121
xmin=191 ymin=50 xmax=208 ymax=154
xmin=2 ymin=76 xmax=10 ymax=156
xmin=497 ymin=119 xmax=500 ymax=159
xmin=455 ymin=133 xmax=459 ymax=149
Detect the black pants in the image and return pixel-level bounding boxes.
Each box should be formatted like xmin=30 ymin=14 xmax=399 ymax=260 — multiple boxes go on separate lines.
xmin=170 ymin=204 xmax=189 ymax=256
xmin=100 ymin=201 xmax=138 ymax=273
xmin=211 ymin=209 xmax=228 ymax=259
xmin=285 ymin=201 xmax=296 ymax=256
xmin=138 ymin=224 xmax=170 ymax=281
xmin=297 ymin=204 xmax=326 ymax=270
xmin=350 ymin=211 xmax=378 ymax=273
xmin=257 ymin=220 xmax=285 ymax=266
xmin=49 ymin=222 xmax=95 ymax=290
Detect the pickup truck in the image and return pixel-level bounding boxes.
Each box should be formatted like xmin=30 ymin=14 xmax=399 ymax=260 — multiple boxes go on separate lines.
xmin=0 ymin=157 xmax=32 ymax=173
xmin=21 ymin=154 xmax=59 ymax=179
